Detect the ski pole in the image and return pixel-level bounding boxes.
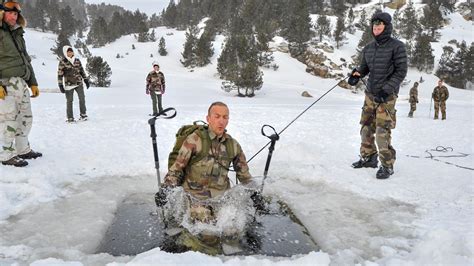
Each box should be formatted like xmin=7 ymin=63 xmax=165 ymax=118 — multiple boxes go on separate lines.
xmin=260 ymin=125 xmax=280 ymax=193
xmin=429 ymin=96 xmax=433 ymax=118
xmin=148 ymin=107 xmax=177 ymax=189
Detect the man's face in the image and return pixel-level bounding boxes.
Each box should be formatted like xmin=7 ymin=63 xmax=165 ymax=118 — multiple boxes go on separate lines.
xmin=372 ymin=23 xmax=385 ymax=36
xmin=67 ymin=50 xmax=74 ymax=58
xmin=153 ymin=65 xmax=159 ymax=71
xmin=3 ymin=11 xmax=18 ymax=27
xmin=438 ymin=80 xmax=443 ymax=86
xmin=206 ymin=105 xmax=229 ymax=137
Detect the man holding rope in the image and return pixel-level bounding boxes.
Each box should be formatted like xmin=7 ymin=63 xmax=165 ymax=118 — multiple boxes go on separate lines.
xmin=349 ymin=12 xmax=407 ymax=179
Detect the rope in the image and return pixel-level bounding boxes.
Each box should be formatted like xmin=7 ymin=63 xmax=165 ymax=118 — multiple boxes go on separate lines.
xmin=406 ymin=146 xmax=474 ymax=171
xmin=246 ymin=77 xmax=347 ymax=163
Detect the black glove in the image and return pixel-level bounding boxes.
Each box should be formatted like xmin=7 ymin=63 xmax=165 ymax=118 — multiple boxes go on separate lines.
xmin=374 ymin=91 xmax=389 ymax=104
xmin=58 ymin=84 xmax=65 ymax=93
xmin=84 ymin=79 xmax=90 ymax=89
xmin=348 ymin=68 xmax=360 ymax=86
xmin=251 ymin=191 xmax=266 ymax=212
xmin=154 ymin=187 xmax=169 ymax=207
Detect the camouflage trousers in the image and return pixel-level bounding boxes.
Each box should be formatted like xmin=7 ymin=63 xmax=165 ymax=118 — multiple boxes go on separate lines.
xmin=433 ymin=101 xmax=446 ymax=120
xmin=408 ymin=102 xmax=416 ymax=117
xmin=150 ymin=90 xmax=163 ymax=114
xmin=359 ymin=95 xmax=397 ymax=168
xmin=0 ymin=77 xmax=32 ymax=161
xmin=65 ymin=84 xmax=86 ymax=119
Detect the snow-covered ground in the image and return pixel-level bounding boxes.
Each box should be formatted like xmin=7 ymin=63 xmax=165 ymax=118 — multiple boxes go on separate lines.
xmin=0 ymin=2 xmax=473 ymax=266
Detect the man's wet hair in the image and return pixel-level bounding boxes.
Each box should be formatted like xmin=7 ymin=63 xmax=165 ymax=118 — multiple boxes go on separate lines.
xmin=208 ymin=101 xmax=228 ymax=115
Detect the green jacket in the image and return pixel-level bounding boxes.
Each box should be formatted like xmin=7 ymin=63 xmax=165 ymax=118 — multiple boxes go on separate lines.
xmin=0 ymin=16 xmax=38 ymax=86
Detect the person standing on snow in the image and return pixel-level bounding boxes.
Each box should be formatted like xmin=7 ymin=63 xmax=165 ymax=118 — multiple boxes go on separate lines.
xmin=0 ymin=1 xmax=42 ymax=167
xmin=408 ymin=82 xmax=419 ymax=118
xmin=349 ymin=12 xmax=407 ymax=179
xmin=146 ymin=62 xmax=165 ymax=116
xmin=431 ymin=79 xmax=449 ymax=120
xmin=57 ymin=45 xmax=90 ymax=123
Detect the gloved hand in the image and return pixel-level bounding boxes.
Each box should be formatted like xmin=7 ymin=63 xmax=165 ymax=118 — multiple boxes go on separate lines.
xmin=58 ymin=84 xmax=65 ymax=93
xmin=348 ymin=68 xmax=360 ymax=86
xmin=374 ymin=91 xmax=389 ymax=104
xmin=251 ymin=191 xmax=266 ymax=212
xmin=0 ymin=86 xmax=6 ymax=100
xmin=154 ymin=187 xmax=169 ymax=207
xmin=84 ymin=79 xmax=90 ymax=89
xmin=161 ymin=84 xmax=166 ymax=94
xmin=30 ymin=85 xmax=40 ymax=98
xmin=146 ymin=88 xmax=150 ymax=95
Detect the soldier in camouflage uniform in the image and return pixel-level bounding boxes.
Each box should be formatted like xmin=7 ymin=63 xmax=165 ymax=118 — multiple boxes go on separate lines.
xmin=408 ymin=82 xmax=419 ymax=118
xmin=432 ymin=79 xmax=449 ymax=120
xmin=57 ymin=45 xmax=90 ymax=122
xmin=157 ymin=102 xmax=254 ymax=252
xmin=146 ymin=62 xmax=165 ymax=115
xmin=0 ymin=1 xmax=42 ymax=167
xmin=349 ymin=12 xmax=407 ymax=179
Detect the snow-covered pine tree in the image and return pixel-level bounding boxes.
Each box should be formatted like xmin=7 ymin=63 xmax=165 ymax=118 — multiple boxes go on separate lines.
xmin=411 ymin=34 xmax=434 ymax=72
xmin=159 ymin=37 xmax=168 ymax=56
xmin=315 ymin=15 xmax=331 ymax=42
xmin=180 ymin=25 xmax=199 ymax=67
xmin=333 ymin=15 xmax=346 ymax=49
xmin=86 ymin=56 xmax=112 ymax=87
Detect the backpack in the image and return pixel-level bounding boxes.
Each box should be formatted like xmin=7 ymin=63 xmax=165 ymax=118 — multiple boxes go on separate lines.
xmin=168 ymin=122 xmax=236 ymax=169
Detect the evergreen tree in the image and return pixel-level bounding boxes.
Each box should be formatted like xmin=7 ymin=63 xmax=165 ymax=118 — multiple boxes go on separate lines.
xmin=392 ymin=8 xmax=401 ymax=38
xmin=315 ymin=15 xmax=331 ymax=42
xmin=195 ymin=30 xmax=214 ymax=67
xmin=163 ymin=1 xmax=178 ymax=27
xmin=86 ymin=56 xmax=112 ymax=87
xmin=347 ymin=7 xmax=355 ymax=34
xmin=87 ymin=17 xmax=109 ymax=47
xmin=399 ymin=1 xmax=419 ymax=40
xmin=51 ymin=31 xmax=71 ymax=57
xmin=436 ymin=45 xmax=455 ymax=79
xmin=150 ymin=29 xmax=157 ymax=42
xmin=281 ymin=0 xmax=312 ymax=57
xmin=48 ymin=0 xmax=61 ymax=33
xmin=180 ymin=25 xmax=199 ymax=67
xmin=218 ymin=10 xmax=263 ymax=97
xmin=358 ymin=9 xmax=368 ymax=30
xmin=420 ymin=3 xmax=444 ymax=40
xmin=333 ymin=16 xmax=346 ymax=49
xmin=411 ymin=34 xmax=434 ymax=72
xmin=159 ymin=37 xmax=168 ymax=56
xmin=59 ymin=5 xmax=77 ymax=38
xmin=357 ymin=25 xmax=372 ymax=51
xmin=443 ymin=41 xmax=472 ymax=89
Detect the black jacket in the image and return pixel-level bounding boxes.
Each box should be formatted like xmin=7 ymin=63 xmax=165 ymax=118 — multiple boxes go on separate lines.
xmin=357 ymin=22 xmax=407 ymax=96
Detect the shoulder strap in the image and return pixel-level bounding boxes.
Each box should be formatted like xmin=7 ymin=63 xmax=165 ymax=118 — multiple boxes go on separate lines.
xmin=189 ymin=126 xmax=211 ymax=166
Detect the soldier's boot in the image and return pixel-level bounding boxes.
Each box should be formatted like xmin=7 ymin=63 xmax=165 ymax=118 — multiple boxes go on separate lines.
xmin=2 ymin=156 xmax=28 ymax=167
xmin=18 ymin=150 xmax=43 ymax=160
xmin=376 ymin=165 xmax=394 ymax=179
xmin=408 ymin=111 xmax=413 ymax=118
xmin=434 ymin=114 xmax=438 ymax=120
xmin=442 ymin=113 xmax=446 ymax=120
xmin=352 ymin=153 xmax=378 ymax=168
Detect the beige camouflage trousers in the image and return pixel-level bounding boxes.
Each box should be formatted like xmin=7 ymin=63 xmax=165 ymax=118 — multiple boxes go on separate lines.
xmin=359 ymin=95 xmax=397 ymax=168
xmin=433 ymin=101 xmax=446 ymax=119
xmin=0 ymin=77 xmax=33 ymax=161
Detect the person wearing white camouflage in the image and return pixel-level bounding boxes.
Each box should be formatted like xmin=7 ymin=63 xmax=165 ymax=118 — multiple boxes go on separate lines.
xmin=0 ymin=1 xmax=42 ymax=167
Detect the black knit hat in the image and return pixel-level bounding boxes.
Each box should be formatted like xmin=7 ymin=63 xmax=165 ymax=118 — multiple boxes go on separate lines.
xmin=371 ymin=12 xmax=392 ymax=25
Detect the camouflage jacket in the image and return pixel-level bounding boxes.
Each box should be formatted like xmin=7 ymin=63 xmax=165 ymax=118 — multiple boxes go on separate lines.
xmin=432 ymin=85 xmax=449 ymax=102
xmin=409 ymin=85 xmax=418 ymax=103
xmin=146 ymin=71 xmax=165 ymax=92
xmin=57 ymin=57 xmax=87 ymax=87
xmin=164 ymin=129 xmax=252 ymax=199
